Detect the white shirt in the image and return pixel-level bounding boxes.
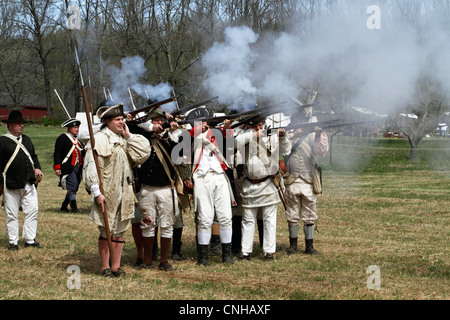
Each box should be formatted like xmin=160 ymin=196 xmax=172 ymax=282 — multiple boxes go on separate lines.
xmin=194 ymin=145 xmax=224 ymax=177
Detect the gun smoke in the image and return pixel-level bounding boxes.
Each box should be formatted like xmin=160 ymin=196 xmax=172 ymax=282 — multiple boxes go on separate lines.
xmin=105 ymin=55 xmax=175 ymax=111
xmin=200 ymin=2 xmax=450 ymax=116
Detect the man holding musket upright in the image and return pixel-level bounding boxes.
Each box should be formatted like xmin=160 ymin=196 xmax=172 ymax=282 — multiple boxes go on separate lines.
xmin=53 ymin=118 xmax=85 ymax=213
xmin=83 ymin=103 xmax=150 ymax=277
xmin=0 ymin=110 xmax=44 ymax=251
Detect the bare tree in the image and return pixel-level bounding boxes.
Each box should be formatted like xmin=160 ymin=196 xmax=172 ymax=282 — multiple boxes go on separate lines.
xmin=0 ymin=1 xmax=28 ymax=107
xmin=396 ymin=77 xmax=446 ymax=160
xmin=15 ymin=0 xmax=58 ymax=117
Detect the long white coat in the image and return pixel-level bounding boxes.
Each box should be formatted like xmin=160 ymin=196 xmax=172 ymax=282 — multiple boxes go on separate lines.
xmin=83 ymin=127 xmax=151 ymax=234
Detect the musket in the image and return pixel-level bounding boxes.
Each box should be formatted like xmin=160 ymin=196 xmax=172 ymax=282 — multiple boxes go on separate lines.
xmin=172 ymin=87 xmax=180 ymax=111
xmin=172 ymin=101 xmax=292 ymax=127
xmin=127 ymin=95 xmax=180 ymax=123
xmin=228 ymin=102 xmax=312 ymax=129
xmin=285 ymin=118 xmax=385 ymax=133
xmin=86 ymin=57 xmax=94 ymax=122
xmin=273 ymin=175 xmax=287 ymax=210
xmin=227 ymin=101 xmax=316 ymax=128
xmin=229 ymin=113 xmax=263 ymax=129
xmin=107 ymin=89 xmax=113 ymax=101
xmin=128 ymin=87 xmax=137 ymax=110
xmin=172 ymin=114 xmax=231 ymax=127
xmin=54 ymin=89 xmax=71 ymax=119
xmin=171 ymin=96 xmax=219 ymax=117
xmin=231 ymin=101 xmax=290 ymax=118
xmin=75 ymin=45 xmax=114 ymax=259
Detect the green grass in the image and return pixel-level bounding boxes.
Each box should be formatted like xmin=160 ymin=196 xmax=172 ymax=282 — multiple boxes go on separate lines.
xmin=0 ymin=124 xmax=448 ymax=301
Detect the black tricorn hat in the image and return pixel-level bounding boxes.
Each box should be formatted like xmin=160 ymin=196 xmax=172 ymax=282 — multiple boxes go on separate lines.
xmin=6 ymin=110 xmax=26 ymax=123
xmin=96 ymin=103 xmax=124 ymax=120
xmin=185 ymin=106 xmax=210 ymax=120
xmin=61 ymin=118 xmax=81 ymax=128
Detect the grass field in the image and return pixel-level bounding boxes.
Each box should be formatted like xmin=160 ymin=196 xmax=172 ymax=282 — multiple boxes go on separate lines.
xmin=0 ymin=124 xmax=448 ymax=302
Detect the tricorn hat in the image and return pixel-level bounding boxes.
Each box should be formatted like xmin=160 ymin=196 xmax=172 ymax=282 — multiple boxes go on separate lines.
xmin=6 ymin=110 xmax=26 ymax=123
xmin=61 ymin=118 xmax=81 ymax=128
xmin=147 ymin=108 xmax=166 ymax=120
xmin=96 ymin=103 xmax=124 ymax=120
xmin=185 ymin=106 xmax=210 ymax=120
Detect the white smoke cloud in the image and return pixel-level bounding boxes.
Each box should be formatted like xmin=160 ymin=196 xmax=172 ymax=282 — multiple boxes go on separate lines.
xmin=105 ymin=55 xmax=175 ymax=111
xmin=201 ymin=3 xmax=450 ymax=116
xmin=201 ymin=26 xmax=259 ymax=110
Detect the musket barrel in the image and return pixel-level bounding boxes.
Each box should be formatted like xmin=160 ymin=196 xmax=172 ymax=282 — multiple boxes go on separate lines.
xmin=76 ymin=46 xmax=114 ymax=260
xmin=285 ymin=118 xmax=384 ymax=132
xmin=171 ymin=96 xmax=219 ymax=116
xmin=128 ymin=95 xmax=179 ymax=119
xmin=54 ymin=89 xmax=71 ymax=119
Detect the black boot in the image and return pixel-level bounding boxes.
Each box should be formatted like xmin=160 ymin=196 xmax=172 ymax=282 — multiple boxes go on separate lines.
xmin=197 ymin=244 xmax=210 ymax=266
xmin=305 ymin=239 xmax=319 ymax=255
xmin=231 ymin=215 xmax=242 ymax=254
xmin=287 ymin=237 xmax=298 ymax=255
xmin=172 ymin=227 xmax=183 ymax=261
xmin=60 ymin=195 xmax=70 ymax=213
xmin=221 ymin=243 xmax=234 ymax=264
xmin=70 ymin=200 xmax=80 ymax=213
xmin=209 ymin=234 xmax=222 ymax=256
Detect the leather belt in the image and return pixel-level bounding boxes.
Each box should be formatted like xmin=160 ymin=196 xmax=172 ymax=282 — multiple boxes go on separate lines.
xmin=246 ymin=176 xmax=270 ymax=184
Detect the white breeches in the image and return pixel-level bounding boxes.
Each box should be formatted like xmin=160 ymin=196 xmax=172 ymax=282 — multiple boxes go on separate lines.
xmin=138 ymin=184 xmax=178 ymax=238
xmin=241 ymin=203 xmax=278 ymax=255
xmin=3 ymin=182 xmax=39 ymax=245
xmin=194 ymin=172 xmax=232 ymax=245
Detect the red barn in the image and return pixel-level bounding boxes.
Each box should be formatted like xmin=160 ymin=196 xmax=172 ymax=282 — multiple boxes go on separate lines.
xmin=0 ymin=105 xmax=53 ymax=122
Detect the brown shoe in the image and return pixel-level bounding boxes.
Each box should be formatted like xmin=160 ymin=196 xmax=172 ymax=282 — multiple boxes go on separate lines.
xmin=139 ymin=263 xmax=155 ymax=270
xmin=158 ymin=262 xmax=174 ymax=271
xmin=264 ymin=253 xmax=274 ymax=261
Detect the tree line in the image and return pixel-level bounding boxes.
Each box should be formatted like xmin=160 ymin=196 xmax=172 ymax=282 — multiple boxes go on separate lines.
xmin=0 ymin=0 xmax=449 ymax=160
xmin=1 ymin=0 xmax=322 ymax=117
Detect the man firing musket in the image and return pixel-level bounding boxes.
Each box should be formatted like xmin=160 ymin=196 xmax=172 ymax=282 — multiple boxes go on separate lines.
xmin=234 ymin=113 xmax=291 ymax=261
xmin=166 ymin=101 xmax=314 ymax=131
xmin=281 ymin=105 xmax=383 ymax=256
xmin=282 ymin=107 xmax=329 ymax=256
xmin=126 ymin=107 xmax=191 ymax=271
